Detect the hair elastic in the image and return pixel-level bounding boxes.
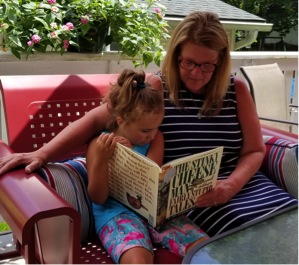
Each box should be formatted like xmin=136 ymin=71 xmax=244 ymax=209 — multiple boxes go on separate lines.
xmin=136 ymin=81 xmax=146 ymax=89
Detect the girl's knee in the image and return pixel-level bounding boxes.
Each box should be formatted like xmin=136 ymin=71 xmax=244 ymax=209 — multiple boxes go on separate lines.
xmin=186 ymin=235 xmax=209 ymax=254
xmin=119 ymin=247 xmax=153 ymax=264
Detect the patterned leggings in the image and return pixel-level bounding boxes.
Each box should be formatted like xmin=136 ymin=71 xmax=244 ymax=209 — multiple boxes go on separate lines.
xmin=99 ymin=213 xmax=207 ymax=263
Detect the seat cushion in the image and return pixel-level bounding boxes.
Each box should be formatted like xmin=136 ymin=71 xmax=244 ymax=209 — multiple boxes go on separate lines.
xmin=262 ymin=136 xmax=298 ymax=199
xmin=38 ymin=157 xmax=94 ymax=241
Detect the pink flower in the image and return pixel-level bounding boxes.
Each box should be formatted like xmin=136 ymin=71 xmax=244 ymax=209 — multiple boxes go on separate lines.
xmin=1 ymin=23 xmax=9 ymax=29
xmin=50 ymin=22 xmax=57 ymax=29
xmin=81 ymin=16 xmax=89 ymax=24
xmin=154 ymin=6 xmax=165 ymax=18
xmin=47 ymin=0 xmax=56 ymax=4
xmin=154 ymin=7 xmax=161 ymax=13
xmin=63 ymin=40 xmax=69 ymax=49
xmin=62 ymin=25 xmax=69 ymax=31
xmin=65 ymin=22 xmax=74 ymax=30
xmin=27 ymin=40 xmax=34 ymax=47
xmin=51 ymin=6 xmax=59 ymax=12
xmin=49 ymin=32 xmax=58 ymax=38
xmin=31 ymin=34 xmax=41 ymax=43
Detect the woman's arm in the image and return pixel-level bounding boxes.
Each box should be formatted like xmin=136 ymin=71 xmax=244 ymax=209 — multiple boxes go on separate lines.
xmin=0 ymin=104 xmax=110 ymax=175
xmin=195 ymin=77 xmax=266 ymax=207
xmin=147 ymin=130 xmax=164 ymax=166
xmin=146 ymin=74 xmax=164 ymax=166
xmin=87 ymin=133 xmax=116 ymax=204
xmin=223 ymin=76 xmax=266 ymax=192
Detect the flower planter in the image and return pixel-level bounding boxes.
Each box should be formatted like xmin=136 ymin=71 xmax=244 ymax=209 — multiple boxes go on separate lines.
xmin=68 ymin=22 xmax=109 ymax=53
xmin=0 ymin=0 xmax=168 ymax=66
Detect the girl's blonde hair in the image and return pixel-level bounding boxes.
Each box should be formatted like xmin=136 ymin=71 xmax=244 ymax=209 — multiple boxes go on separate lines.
xmin=161 ymin=11 xmax=231 ymax=115
xmin=105 ymin=69 xmax=164 ymax=131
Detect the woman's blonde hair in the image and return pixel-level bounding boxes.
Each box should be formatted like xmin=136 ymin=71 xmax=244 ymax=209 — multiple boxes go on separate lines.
xmin=105 ymin=69 xmax=164 ymax=131
xmin=161 ymin=11 xmax=231 ymax=115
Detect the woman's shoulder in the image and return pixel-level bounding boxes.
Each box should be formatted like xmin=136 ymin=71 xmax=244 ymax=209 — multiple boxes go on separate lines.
xmin=146 ymin=73 xmax=163 ymax=92
xmin=232 ymin=75 xmax=253 ymax=100
xmin=232 ymin=75 xmax=248 ymax=90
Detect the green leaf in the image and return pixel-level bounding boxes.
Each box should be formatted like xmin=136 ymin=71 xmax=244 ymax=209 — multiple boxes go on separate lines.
xmin=10 ymin=47 xmax=21 ymax=59
xmin=0 ymin=222 xmax=10 ymax=232
xmin=80 ymin=23 xmax=91 ymax=36
xmin=9 ymin=35 xmax=22 ymax=47
xmin=22 ymin=3 xmax=38 ymax=10
xmin=69 ymin=40 xmax=79 ymax=48
xmin=34 ymin=16 xmax=50 ymax=30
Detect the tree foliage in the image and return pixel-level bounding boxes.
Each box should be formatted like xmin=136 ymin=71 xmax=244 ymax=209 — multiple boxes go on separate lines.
xmin=222 ymin=0 xmax=298 ymax=37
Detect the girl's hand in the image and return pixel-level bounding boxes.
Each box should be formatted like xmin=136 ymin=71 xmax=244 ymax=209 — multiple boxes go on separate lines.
xmin=94 ymin=133 xmax=117 ymax=161
xmin=87 ymin=133 xmax=116 ymax=204
xmin=194 ymin=179 xmax=236 ymax=208
xmin=114 ymin=136 xmax=133 ymax=149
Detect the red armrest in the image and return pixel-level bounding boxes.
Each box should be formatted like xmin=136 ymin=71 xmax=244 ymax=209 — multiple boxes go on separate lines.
xmin=0 ymin=140 xmax=14 ymax=157
xmin=261 ymin=124 xmax=298 ymax=143
xmin=0 ymin=141 xmax=81 ymax=263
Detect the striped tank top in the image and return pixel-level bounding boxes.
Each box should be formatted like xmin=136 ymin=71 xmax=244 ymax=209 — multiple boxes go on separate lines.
xmin=160 ymin=76 xmax=241 ymax=179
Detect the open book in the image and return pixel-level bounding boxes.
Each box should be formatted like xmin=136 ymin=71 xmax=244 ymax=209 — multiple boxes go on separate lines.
xmin=108 ymin=144 xmax=223 ymax=228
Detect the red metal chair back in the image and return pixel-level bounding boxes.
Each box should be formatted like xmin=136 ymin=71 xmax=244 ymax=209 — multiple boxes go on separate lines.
xmin=0 ymin=74 xmax=117 ymax=159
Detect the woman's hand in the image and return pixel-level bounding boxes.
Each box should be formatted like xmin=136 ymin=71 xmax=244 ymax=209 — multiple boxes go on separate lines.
xmin=194 ymin=179 xmax=236 ymax=208
xmin=0 ymin=151 xmax=46 ymax=176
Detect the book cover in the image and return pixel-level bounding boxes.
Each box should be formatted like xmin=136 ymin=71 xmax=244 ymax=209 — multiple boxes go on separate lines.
xmin=108 ymin=144 xmax=223 ymax=228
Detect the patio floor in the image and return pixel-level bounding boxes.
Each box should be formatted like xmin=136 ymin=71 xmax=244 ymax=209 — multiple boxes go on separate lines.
xmin=0 ymin=215 xmax=24 ymax=264
xmin=0 ymin=256 xmax=25 ymax=264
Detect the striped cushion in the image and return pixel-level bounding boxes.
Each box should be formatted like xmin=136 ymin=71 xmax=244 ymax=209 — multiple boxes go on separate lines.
xmin=38 ymin=157 xmax=94 ymax=241
xmin=262 ymin=136 xmax=298 ymax=199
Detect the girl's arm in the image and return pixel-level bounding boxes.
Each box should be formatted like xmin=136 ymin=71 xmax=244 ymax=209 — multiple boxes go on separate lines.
xmin=0 ymin=104 xmax=110 ymax=175
xmin=86 ymin=133 xmax=116 ymax=204
xmin=87 ymin=130 xmax=164 ymax=204
xmin=195 ymin=76 xmax=265 ymax=207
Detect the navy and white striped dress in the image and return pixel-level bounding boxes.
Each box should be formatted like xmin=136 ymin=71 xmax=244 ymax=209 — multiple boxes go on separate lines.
xmin=159 ymin=76 xmax=297 ymax=237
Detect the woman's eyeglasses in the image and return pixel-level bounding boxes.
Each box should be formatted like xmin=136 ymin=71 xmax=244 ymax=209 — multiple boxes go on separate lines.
xmin=179 ymin=59 xmax=217 ymax=73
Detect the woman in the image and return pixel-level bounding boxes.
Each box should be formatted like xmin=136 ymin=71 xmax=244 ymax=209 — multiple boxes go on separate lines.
xmin=158 ymin=12 xmax=296 ymax=235
xmin=0 ymin=11 xmax=296 ymax=236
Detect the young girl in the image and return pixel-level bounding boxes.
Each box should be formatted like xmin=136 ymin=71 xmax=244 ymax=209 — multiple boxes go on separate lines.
xmin=86 ymin=69 xmax=208 ymax=264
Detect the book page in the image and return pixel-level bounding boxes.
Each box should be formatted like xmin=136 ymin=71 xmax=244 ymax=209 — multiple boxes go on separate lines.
xmin=162 ymin=147 xmax=223 ymax=219
xmin=108 ymin=143 xmax=161 ymax=227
